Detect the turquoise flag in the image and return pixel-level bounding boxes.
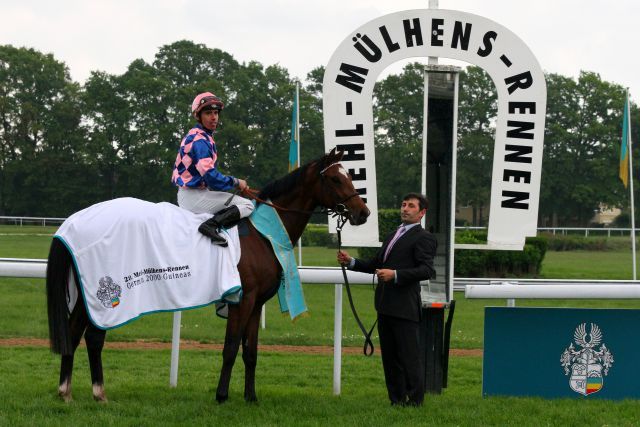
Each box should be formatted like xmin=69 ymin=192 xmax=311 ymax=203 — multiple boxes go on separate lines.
xmin=620 ymin=93 xmax=630 ymax=188
xmin=288 ymin=93 xmax=298 ymax=172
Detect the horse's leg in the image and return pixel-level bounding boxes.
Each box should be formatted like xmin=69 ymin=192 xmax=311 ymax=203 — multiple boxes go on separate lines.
xmin=58 ymin=304 xmax=89 ymax=402
xmin=216 ymin=291 xmax=257 ymax=403
xmin=242 ymin=305 xmax=263 ymax=402
xmin=85 ymin=323 xmax=107 ymax=402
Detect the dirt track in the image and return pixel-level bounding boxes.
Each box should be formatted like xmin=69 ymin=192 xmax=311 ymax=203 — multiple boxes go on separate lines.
xmin=0 ymin=338 xmax=482 ymax=357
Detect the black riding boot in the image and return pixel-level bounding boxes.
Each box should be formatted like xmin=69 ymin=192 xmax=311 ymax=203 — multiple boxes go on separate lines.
xmin=198 ymin=205 xmax=242 ymax=247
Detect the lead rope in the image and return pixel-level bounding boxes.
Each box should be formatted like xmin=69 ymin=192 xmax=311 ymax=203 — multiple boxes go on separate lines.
xmin=335 ymin=215 xmax=377 ymax=356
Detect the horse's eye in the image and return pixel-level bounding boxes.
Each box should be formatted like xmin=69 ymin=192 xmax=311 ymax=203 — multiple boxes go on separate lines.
xmin=331 ymin=176 xmax=341 ymax=184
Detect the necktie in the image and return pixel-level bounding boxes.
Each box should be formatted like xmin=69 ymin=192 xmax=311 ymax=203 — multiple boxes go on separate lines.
xmin=383 ymin=225 xmax=406 ymax=261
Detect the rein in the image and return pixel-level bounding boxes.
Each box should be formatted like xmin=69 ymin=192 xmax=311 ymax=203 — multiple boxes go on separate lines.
xmin=239 ymin=174 xmax=360 ymax=218
xmin=335 ymin=215 xmax=377 ymax=356
xmin=241 ymin=188 xmax=324 ymax=215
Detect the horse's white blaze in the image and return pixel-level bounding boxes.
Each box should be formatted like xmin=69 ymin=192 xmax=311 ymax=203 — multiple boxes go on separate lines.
xmin=337 ymin=166 xmax=349 ymax=179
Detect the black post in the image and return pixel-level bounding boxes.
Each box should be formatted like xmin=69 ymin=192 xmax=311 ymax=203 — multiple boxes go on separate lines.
xmin=442 ymin=299 xmax=456 ymax=388
xmin=420 ymin=302 xmax=456 ymax=394
xmin=421 ymin=306 xmax=445 ymax=394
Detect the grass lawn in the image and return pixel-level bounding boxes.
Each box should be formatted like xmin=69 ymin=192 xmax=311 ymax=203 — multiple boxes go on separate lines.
xmin=540 ymin=249 xmax=640 ymax=280
xmin=1 ymin=346 xmax=638 ymax=426
xmin=2 ymin=226 xmax=640 ymax=423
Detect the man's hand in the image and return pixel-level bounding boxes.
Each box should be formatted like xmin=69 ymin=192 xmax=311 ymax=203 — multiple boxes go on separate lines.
xmin=236 ymin=178 xmax=248 ymax=192
xmin=337 ymin=250 xmax=352 ymax=265
xmin=375 ymin=269 xmax=395 ymax=282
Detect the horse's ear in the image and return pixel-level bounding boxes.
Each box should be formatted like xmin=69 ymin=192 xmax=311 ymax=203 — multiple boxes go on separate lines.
xmin=327 ymin=147 xmax=343 ymax=162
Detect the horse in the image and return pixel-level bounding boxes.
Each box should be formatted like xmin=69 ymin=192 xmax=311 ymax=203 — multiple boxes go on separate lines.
xmin=46 ymin=148 xmax=370 ymax=403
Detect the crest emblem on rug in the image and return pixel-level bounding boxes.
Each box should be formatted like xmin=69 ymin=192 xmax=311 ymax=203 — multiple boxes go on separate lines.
xmin=96 ymin=276 xmax=122 ymax=308
xmin=560 ymin=323 xmax=614 ymax=396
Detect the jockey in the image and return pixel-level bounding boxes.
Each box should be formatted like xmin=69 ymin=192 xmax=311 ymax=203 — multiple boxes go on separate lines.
xmin=171 ymin=92 xmax=254 ymax=247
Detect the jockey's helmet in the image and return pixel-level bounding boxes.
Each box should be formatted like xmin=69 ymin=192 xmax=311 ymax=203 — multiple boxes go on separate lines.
xmin=191 ymin=92 xmax=224 ymax=118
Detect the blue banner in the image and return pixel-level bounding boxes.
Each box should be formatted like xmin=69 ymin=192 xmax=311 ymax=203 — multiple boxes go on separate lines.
xmin=483 ymin=307 xmax=640 ymax=399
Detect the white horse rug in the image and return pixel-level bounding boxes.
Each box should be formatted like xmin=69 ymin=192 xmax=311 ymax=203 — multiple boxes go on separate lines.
xmin=55 ymin=197 xmax=242 ymax=329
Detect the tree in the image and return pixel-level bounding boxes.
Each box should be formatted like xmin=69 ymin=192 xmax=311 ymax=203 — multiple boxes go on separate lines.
xmin=0 ymin=45 xmax=84 ymax=215
xmin=540 ymin=72 xmax=627 ymax=225
xmin=456 ymin=66 xmax=497 ymax=225
xmin=372 ymin=63 xmax=425 ymax=208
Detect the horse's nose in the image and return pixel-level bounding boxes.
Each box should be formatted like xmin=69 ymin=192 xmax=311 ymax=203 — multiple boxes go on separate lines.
xmin=357 ymin=208 xmax=370 ymax=224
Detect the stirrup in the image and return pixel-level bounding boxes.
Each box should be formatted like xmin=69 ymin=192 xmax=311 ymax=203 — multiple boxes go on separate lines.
xmin=198 ymin=222 xmax=229 ymax=247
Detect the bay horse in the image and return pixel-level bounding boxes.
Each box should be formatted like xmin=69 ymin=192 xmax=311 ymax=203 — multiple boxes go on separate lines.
xmin=46 ymin=148 xmax=370 ymax=403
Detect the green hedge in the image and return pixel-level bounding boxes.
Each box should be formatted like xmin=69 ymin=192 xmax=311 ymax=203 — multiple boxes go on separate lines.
xmin=301 ymin=224 xmax=336 ymax=247
xmin=540 ymin=233 xmax=628 ymax=251
xmin=304 ymin=215 xmax=549 ymax=278
xmin=357 ymin=209 xmax=399 ymax=259
xmin=454 ymin=231 xmax=548 ymax=277
xmin=302 ymin=209 xmax=399 ymax=250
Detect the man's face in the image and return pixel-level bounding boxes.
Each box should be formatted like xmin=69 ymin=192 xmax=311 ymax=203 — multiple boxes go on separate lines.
xmin=199 ymin=109 xmax=219 ymax=131
xmin=400 ymin=198 xmax=426 ymax=224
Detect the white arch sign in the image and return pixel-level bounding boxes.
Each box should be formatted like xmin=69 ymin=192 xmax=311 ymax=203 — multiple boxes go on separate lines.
xmin=323 ymin=9 xmax=546 ymax=249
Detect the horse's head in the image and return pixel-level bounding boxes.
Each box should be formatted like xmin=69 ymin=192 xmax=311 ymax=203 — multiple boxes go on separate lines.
xmin=314 ymin=148 xmax=370 ymax=226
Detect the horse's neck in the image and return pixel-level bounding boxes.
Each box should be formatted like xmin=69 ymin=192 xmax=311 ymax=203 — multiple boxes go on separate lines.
xmin=273 ymin=193 xmax=315 ymax=244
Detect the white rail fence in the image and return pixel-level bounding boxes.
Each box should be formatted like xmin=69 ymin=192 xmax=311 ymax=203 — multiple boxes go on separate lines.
xmin=0 ymin=216 xmax=65 ymax=227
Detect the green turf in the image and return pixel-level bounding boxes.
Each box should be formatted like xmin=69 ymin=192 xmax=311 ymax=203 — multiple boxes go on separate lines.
xmin=2 ymin=347 xmax=638 ymax=426
xmin=3 ymin=226 xmax=640 ymax=422
xmin=540 ymin=249 xmax=640 ymax=280
xmin=0 ymin=230 xmax=56 ymax=259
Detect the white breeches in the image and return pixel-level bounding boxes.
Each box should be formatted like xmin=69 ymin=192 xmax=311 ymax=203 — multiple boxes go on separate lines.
xmin=177 ymin=187 xmax=254 ymax=218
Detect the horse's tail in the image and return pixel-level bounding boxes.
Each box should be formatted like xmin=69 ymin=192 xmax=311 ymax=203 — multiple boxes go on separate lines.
xmin=46 ymin=238 xmax=74 ymax=355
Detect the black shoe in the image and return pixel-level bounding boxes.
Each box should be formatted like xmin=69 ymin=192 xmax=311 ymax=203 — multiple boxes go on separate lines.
xmin=198 ymin=218 xmax=228 ymax=247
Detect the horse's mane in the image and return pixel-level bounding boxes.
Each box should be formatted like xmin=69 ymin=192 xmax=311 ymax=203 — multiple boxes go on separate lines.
xmin=258 ymin=153 xmax=333 ymax=200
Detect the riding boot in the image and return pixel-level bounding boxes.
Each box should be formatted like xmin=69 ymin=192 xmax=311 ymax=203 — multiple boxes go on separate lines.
xmin=198 ymin=206 xmax=242 ymax=247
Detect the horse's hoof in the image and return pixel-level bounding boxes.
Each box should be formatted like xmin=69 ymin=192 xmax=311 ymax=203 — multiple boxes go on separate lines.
xmin=58 ymin=392 xmax=73 ymax=403
xmin=244 ymin=394 xmax=258 ymax=404
xmin=58 ymin=382 xmax=72 ymax=402
xmin=92 ymin=384 xmax=108 ymax=403
xmin=216 ymin=393 xmax=228 ymax=404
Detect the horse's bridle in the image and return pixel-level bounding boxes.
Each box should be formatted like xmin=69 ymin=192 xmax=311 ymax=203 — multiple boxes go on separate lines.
xmin=318 ymin=162 xmax=361 ymax=217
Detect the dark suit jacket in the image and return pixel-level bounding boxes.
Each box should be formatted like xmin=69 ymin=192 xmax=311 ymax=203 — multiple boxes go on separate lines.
xmin=352 ymin=225 xmax=437 ymax=322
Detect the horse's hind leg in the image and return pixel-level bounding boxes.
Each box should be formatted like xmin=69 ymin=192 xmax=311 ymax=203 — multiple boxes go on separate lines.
xmin=85 ymin=323 xmax=107 ymax=402
xmin=242 ymin=306 xmax=262 ymax=403
xmin=216 ymin=312 xmax=242 ymax=403
xmin=216 ymin=292 xmax=257 ymax=403
xmin=58 ymin=304 xmax=89 ymax=402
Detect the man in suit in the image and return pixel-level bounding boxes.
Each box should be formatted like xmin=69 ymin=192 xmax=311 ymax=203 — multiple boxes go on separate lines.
xmin=337 ymin=192 xmax=437 ymax=406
